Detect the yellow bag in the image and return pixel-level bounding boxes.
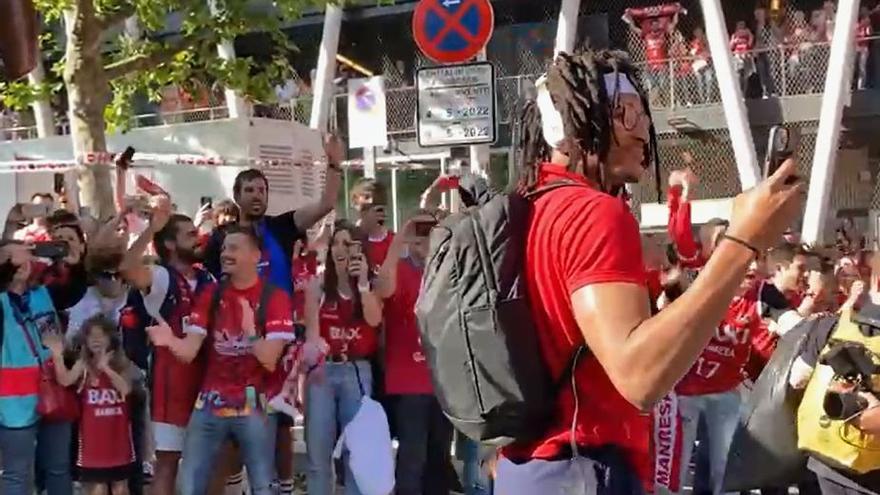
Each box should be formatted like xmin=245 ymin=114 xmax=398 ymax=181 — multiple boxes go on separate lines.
xmin=797 ymin=310 xmax=880 ymax=474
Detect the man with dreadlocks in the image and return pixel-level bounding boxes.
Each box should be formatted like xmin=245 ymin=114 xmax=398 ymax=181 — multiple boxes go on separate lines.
xmin=495 ymin=48 xmax=803 ymax=493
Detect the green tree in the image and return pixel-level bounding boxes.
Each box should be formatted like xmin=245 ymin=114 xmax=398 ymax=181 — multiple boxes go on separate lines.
xmin=0 ymin=0 xmax=345 ymax=219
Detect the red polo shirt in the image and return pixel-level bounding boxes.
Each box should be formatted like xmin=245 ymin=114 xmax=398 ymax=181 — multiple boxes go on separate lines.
xmin=502 ymin=164 xmax=651 ymax=482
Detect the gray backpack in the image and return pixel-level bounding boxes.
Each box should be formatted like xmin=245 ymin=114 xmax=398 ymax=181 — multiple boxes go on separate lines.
xmin=415 ymin=182 xmax=586 ymax=446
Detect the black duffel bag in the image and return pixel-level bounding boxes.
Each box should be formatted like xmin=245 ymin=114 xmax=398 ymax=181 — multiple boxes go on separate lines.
xmin=722 ymin=315 xmax=838 ymax=491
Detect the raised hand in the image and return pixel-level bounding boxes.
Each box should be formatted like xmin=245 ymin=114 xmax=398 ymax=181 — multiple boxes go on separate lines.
xmin=147 ymin=195 xmax=173 ymax=234
xmin=42 ymin=333 xmax=65 ymax=357
xmin=239 ymin=297 xmax=256 ymax=338
xmin=727 ymin=158 xmax=804 ymax=252
xmin=97 ymin=349 xmax=114 ymax=371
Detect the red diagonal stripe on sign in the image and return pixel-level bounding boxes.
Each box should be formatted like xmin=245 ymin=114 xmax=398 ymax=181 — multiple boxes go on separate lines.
xmin=426 ymin=0 xmax=481 ymax=49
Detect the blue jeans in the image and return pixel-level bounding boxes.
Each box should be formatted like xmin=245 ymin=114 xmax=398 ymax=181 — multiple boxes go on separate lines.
xmin=305 ymin=361 xmax=372 ymax=495
xmin=0 ymin=421 xmax=73 ymax=495
xmin=393 ymin=394 xmax=454 ymax=495
xmin=494 ymin=446 xmax=644 ymax=495
xmin=678 ymin=390 xmax=743 ymax=495
xmin=457 ymin=435 xmax=492 ymax=495
xmin=177 ymin=407 xmax=277 ymax=495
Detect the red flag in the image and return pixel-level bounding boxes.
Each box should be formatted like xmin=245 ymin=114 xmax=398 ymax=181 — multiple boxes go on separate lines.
xmin=135 ymin=174 xmax=169 ymax=197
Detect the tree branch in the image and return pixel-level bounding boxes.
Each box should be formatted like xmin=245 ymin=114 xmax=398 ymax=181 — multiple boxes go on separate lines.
xmin=97 ymin=5 xmax=137 ymax=32
xmin=103 ymin=31 xmax=215 ymax=80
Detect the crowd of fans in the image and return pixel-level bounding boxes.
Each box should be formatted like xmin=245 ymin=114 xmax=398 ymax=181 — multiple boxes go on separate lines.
xmin=625 ymin=0 xmax=880 ymax=105
xmin=0 ymin=135 xmax=495 ymax=495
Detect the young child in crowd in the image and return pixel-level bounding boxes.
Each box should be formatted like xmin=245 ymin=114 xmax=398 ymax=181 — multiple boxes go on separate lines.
xmin=45 ymin=316 xmax=136 ymax=495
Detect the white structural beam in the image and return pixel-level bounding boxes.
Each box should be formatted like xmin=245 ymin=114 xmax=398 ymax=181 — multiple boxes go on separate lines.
xmin=802 ymin=0 xmax=859 ymax=246
xmin=310 ymin=4 xmax=344 ymax=132
xmin=699 ymin=0 xmax=761 ymax=190
xmin=554 ymin=0 xmax=581 ymax=56
xmin=28 ymin=60 xmax=56 ymax=138
xmin=209 ymin=0 xmax=249 ymax=119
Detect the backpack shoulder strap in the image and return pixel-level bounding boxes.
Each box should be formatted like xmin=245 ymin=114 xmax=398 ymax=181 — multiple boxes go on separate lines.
xmin=256 ymin=282 xmax=276 ymax=336
xmin=206 ymin=279 xmax=229 ymax=332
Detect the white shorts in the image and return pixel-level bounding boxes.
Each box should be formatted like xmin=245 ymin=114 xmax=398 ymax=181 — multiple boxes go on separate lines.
xmin=152 ymin=422 xmax=186 ymax=453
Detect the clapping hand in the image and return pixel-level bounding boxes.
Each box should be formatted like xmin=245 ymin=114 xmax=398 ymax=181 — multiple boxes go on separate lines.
xmin=42 ymin=333 xmax=65 ymax=357
xmin=239 ymin=298 xmax=256 ymax=338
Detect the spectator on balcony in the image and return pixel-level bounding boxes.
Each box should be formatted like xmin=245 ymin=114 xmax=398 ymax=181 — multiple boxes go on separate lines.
xmin=823 ymin=0 xmax=837 ymax=37
xmin=785 ymin=10 xmax=813 ymax=94
xmin=669 ymin=30 xmax=694 ymax=105
xmin=856 ymin=5 xmax=876 ymax=90
xmin=690 ymin=27 xmax=714 ymax=104
xmin=622 ymin=5 xmax=682 ymax=107
xmin=730 ymin=21 xmax=756 ymax=94
xmin=754 ymin=8 xmax=782 ymax=98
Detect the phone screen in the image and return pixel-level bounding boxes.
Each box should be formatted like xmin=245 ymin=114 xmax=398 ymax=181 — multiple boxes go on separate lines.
xmin=764 ymin=126 xmax=799 ymax=178
xmin=348 ymin=241 xmax=362 ymax=258
xmin=200 ymin=196 xmax=213 ymax=209
xmin=32 ymin=241 xmax=69 ymax=260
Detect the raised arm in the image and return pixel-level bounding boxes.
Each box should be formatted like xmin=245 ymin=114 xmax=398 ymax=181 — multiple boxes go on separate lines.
xmin=44 ymin=334 xmax=84 ymax=387
xmin=121 ymin=196 xmax=171 ymax=292
xmin=99 ymin=351 xmax=132 ymax=397
xmin=293 ymin=135 xmax=344 ymax=233
xmin=352 ymin=253 xmax=383 ymax=327
xmin=622 ymin=10 xmax=642 ymax=35
xmin=375 ymin=221 xmax=415 ymax=299
xmin=667 ymin=168 xmax=702 ymax=268
xmin=572 ymin=160 xmax=802 ymax=410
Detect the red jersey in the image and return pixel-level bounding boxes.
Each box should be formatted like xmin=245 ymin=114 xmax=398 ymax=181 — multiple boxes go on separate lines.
xmin=77 ymin=371 xmax=135 ymax=469
xmin=502 ymin=164 xmax=652 ymax=489
xmin=730 ymin=31 xmax=754 ymax=54
xmin=187 ymin=280 xmax=295 ymax=412
xmin=150 ymin=265 xmax=210 ymax=427
xmin=291 ymin=252 xmax=318 ymax=323
xmin=366 ymin=231 xmax=395 ymax=271
xmin=677 ymin=291 xmax=760 ymax=396
xmin=319 ymin=294 xmax=378 ymax=360
xmin=643 ymin=27 xmax=670 ymax=69
xmin=383 ymin=258 xmax=433 ymax=395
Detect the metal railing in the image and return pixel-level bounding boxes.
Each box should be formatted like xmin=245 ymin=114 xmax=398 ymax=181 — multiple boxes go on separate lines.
xmin=3 ymin=36 xmax=878 ymax=143
xmin=632 ymin=36 xmax=878 ymax=111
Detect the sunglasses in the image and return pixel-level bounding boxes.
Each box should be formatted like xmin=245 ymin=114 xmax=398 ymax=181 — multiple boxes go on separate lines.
xmin=97 ymin=271 xmax=122 ymax=282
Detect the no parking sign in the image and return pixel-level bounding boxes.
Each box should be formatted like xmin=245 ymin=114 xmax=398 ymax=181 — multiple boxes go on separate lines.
xmin=412 ymin=0 xmax=494 ymax=64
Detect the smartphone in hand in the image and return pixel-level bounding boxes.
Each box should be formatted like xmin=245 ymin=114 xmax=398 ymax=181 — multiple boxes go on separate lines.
xmin=32 ymin=241 xmax=69 ymax=260
xmin=764 ymin=125 xmax=800 ymax=179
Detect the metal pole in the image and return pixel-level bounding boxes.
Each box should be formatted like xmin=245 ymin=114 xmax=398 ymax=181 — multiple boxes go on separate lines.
xmin=469 ymin=50 xmax=491 ymax=181
xmin=27 ymin=60 xmax=55 ymax=138
xmin=363 ymin=147 xmax=376 ymax=179
xmin=699 ymin=0 xmax=761 ymax=190
xmin=391 ymin=167 xmax=399 ymax=231
xmin=554 ymin=0 xmax=581 ymax=56
xmin=310 ymin=4 xmax=344 ymax=131
xmin=802 ymin=0 xmax=859 ymax=246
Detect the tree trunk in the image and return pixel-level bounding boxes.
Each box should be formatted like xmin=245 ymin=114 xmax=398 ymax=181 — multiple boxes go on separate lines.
xmin=63 ymin=6 xmax=115 ymax=220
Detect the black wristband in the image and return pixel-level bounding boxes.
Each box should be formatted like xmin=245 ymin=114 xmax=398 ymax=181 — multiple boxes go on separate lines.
xmin=720 ymin=234 xmax=760 ymax=258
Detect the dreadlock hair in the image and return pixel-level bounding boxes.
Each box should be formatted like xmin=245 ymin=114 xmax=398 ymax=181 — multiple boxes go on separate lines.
xmin=517 ymin=48 xmax=660 ymax=199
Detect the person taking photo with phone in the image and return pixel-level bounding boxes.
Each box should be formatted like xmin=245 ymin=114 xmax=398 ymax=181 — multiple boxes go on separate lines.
xmin=303 ymin=220 xmax=383 ymax=495
xmin=375 ymin=212 xmax=454 ymax=495
xmin=493 ymin=48 xmax=802 ymax=493
xmin=0 ymin=241 xmax=73 ymax=495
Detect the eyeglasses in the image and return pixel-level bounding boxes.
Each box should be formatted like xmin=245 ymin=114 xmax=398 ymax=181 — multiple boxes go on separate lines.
xmin=612 ymin=104 xmax=649 ymax=131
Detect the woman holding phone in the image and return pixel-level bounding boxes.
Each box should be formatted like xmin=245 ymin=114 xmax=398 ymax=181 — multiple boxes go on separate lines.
xmin=304 ymin=220 xmax=383 ymax=495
